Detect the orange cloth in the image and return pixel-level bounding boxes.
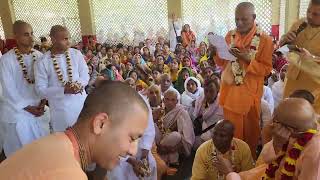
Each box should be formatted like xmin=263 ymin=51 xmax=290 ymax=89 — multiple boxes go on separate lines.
xmin=215 ymin=24 xmax=273 ymax=155
xmin=227 ymin=132 xmax=320 ymax=180
xmin=0 ymin=133 xmax=87 ymax=180
xmin=151 ymin=144 xmax=168 ymax=180
xmin=182 ymin=31 xmax=196 ymax=47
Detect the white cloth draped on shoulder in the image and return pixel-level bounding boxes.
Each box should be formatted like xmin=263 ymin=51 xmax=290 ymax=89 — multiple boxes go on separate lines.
xmin=181 ymin=77 xmax=204 ymax=117
xmin=272 ymin=80 xmax=284 ymax=109
xmin=34 ymin=48 xmax=89 ymax=132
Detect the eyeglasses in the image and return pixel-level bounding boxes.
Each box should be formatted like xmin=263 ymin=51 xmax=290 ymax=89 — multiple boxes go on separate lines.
xmin=272 ymin=120 xmax=305 ymax=135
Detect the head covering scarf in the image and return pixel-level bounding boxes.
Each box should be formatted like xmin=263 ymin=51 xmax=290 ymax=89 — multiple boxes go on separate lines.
xmin=101 ymin=66 xmax=115 ymax=81
xmin=174 ymin=67 xmax=194 ymax=94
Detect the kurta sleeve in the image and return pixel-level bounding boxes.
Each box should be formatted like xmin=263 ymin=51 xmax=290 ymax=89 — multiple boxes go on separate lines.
xmin=34 ymin=58 xmax=65 ymax=99
xmin=246 ymin=35 xmax=273 ymax=77
xmin=138 ymin=97 xmax=155 ymax=150
xmin=287 ymin=52 xmax=320 ymax=84
xmin=191 ymin=144 xmax=208 ymax=180
xmin=0 ymin=57 xmax=31 ymax=111
xmin=75 ymin=50 xmax=89 ymax=87
xmin=238 ymin=140 xmax=254 ymax=171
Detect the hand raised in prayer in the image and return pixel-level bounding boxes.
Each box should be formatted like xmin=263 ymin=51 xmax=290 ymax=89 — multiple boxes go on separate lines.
xmin=213 ymin=154 xmax=234 ymax=175
xmin=279 ymin=31 xmax=296 ymax=46
xmin=24 ymin=106 xmax=44 ymax=117
xmin=229 ymin=48 xmax=251 ymax=63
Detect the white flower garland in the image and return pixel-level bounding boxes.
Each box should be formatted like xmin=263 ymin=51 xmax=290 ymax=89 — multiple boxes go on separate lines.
xmin=14 ymin=47 xmax=36 ymax=84
xmin=51 ymin=50 xmax=84 ymax=94
xmin=230 ymin=25 xmax=262 ymax=85
xmin=51 ymin=50 xmax=73 ymax=85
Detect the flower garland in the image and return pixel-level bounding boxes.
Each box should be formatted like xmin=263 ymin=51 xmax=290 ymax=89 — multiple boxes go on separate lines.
xmin=230 ymin=24 xmax=262 ymax=85
xmin=204 ymin=140 xmax=236 ymax=180
xmin=262 ymin=129 xmax=318 ymax=180
xmin=14 ymin=47 xmax=37 ymax=84
xmin=51 ymin=50 xmax=73 ymax=85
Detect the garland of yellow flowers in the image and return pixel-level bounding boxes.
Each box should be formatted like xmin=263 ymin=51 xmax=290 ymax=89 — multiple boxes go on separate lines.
xmin=14 ymin=47 xmax=37 ymax=84
xmin=262 ymin=129 xmax=318 ymax=180
xmin=51 ymin=50 xmax=73 ymax=85
xmin=230 ymin=24 xmax=262 ymax=85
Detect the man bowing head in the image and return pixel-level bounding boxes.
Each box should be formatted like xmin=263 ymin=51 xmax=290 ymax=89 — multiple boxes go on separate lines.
xmin=0 ymin=81 xmax=149 ymax=179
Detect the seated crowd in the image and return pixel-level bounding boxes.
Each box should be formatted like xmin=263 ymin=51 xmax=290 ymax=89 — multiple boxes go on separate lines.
xmin=0 ymin=1 xmax=319 ymax=180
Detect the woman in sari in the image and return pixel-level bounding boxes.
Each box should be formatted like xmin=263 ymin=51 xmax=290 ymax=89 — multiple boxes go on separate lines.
xmin=181 ymin=77 xmax=204 ymax=117
xmin=163 ymin=44 xmax=175 ymax=64
xmin=174 ymin=67 xmax=194 ymax=94
xmin=128 ymin=70 xmax=149 ymax=92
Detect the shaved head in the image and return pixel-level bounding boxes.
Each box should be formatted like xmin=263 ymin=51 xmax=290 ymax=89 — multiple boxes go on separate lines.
xmin=308 ymin=0 xmax=320 ymax=27
xmin=214 ymin=120 xmax=235 ymax=135
xmin=78 ymin=81 xmax=148 ymax=124
xmin=164 ymin=89 xmax=178 ymax=99
xmin=212 ymin=120 xmax=235 ymax=153
xmin=12 ymin=20 xmax=34 ymax=48
xmin=50 ymin=25 xmax=68 ymax=37
xmin=274 ymin=98 xmax=317 ymax=132
xmin=235 ymin=2 xmax=256 ymax=34
xmin=236 ymin=2 xmax=255 ymax=14
xmin=289 ymin=89 xmax=315 ymax=105
xmin=13 ymin=20 xmax=31 ymax=35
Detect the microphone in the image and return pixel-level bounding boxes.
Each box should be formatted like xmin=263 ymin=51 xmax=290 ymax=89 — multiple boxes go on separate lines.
xmin=285 ymin=21 xmax=308 ymax=46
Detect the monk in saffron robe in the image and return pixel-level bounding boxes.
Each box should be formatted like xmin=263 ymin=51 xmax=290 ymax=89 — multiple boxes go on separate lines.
xmin=0 ymin=82 xmax=149 ymax=180
xmin=281 ymin=0 xmax=320 ymax=114
xmin=212 ymin=2 xmax=273 ymax=155
xmin=213 ymin=98 xmax=320 ymax=180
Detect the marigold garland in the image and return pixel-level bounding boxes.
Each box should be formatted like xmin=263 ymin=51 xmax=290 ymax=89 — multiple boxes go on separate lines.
xmin=51 ymin=50 xmax=73 ymax=85
xmin=14 ymin=47 xmax=37 ymax=84
xmin=230 ymin=24 xmax=262 ymax=86
xmin=262 ymin=129 xmax=318 ymax=180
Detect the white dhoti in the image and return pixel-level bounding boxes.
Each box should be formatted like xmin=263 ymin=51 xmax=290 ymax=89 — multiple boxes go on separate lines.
xmin=3 ymin=107 xmax=50 ymax=156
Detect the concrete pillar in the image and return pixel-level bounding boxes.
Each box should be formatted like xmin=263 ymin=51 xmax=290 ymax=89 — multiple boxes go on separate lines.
xmin=271 ymin=0 xmax=281 ymax=40
xmin=77 ymin=0 xmax=96 ymax=44
xmin=285 ymin=0 xmax=300 ymax=32
xmin=0 ymin=0 xmax=16 ymax=48
xmin=167 ymin=0 xmax=182 ymax=19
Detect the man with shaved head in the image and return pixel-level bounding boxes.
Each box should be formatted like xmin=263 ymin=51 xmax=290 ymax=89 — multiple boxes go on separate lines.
xmin=159 ymin=73 xmax=180 ymax=101
xmin=211 ymin=2 xmax=273 ymax=156
xmin=282 ymin=0 xmax=320 ymax=114
xmin=213 ymin=98 xmax=320 ymax=179
xmin=0 ymin=20 xmax=49 ymax=156
xmin=0 ymin=81 xmax=149 ymax=179
xmin=35 ymin=25 xmax=89 ymax=132
xmin=153 ymin=89 xmax=194 ymax=169
xmin=192 ymin=120 xmax=254 ymax=180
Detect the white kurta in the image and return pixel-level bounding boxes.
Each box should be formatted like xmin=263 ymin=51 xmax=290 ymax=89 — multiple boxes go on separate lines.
xmin=107 ymin=95 xmax=157 ymax=180
xmin=262 ymin=85 xmax=274 ymax=114
xmin=34 ymin=48 xmax=89 ymax=132
xmin=0 ymin=49 xmax=50 ymax=156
